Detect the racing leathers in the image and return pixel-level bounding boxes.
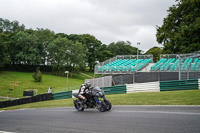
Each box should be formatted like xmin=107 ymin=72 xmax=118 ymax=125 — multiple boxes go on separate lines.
xmin=78 ymin=84 xmax=88 ymax=102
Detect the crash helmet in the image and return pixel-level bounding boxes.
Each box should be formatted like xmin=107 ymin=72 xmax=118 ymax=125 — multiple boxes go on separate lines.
xmin=85 ymin=81 xmax=91 ymax=88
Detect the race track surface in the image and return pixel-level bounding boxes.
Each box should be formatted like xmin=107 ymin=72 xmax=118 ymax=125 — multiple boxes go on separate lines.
xmin=0 ymin=105 xmax=200 ymax=133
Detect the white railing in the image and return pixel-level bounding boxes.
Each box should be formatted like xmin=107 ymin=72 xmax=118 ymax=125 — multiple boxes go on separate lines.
xmin=199 ymin=79 xmax=200 ymax=89
xmin=126 ymin=81 xmax=160 ymax=93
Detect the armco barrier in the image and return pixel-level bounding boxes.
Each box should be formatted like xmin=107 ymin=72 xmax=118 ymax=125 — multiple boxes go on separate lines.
xmin=0 ymin=93 xmax=53 ymax=108
xmin=53 ymin=91 xmax=72 ymax=100
xmin=102 ymin=85 xmax=126 ymax=95
xmin=160 ymin=79 xmax=199 ymax=91
xmin=126 ymin=81 xmax=160 ymax=93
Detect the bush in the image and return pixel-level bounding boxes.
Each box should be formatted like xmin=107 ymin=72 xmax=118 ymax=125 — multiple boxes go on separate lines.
xmin=32 ymin=67 xmax=42 ymax=82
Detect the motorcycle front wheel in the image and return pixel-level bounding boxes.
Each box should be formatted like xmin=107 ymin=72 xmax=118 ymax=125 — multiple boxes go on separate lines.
xmin=97 ymin=101 xmax=106 ymax=112
xmin=105 ymin=101 xmax=112 ymax=111
xmin=74 ymin=99 xmax=84 ymax=111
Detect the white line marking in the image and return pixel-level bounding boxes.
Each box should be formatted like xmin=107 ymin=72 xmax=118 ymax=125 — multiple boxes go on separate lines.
xmin=114 ymin=110 xmax=200 ymax=115
xmin=113 ymin=105 xmax=200 ymax=107
xmin=0 ymin=131 xmax=15 ymax=133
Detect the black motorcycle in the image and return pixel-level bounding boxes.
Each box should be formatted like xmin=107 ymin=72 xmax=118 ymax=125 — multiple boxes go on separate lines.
xmin=73 ymin=86 xmax=112 ymax=112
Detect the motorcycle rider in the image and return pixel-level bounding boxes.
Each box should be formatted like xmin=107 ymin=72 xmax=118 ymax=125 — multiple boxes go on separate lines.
xmin=78 ymin=81 xmax=91 ymax=105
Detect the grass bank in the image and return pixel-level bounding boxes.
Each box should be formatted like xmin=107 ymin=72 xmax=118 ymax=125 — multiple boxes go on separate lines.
xmin=0 ymin=71 xmax=89 ymax=98
xmin=1 ymin=90 xmax=200 ymax=110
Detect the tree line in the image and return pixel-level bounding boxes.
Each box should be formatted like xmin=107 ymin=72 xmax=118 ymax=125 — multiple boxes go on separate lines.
xmin=0 ymin=18 xmax=138 ymax=75
xmin=156 ymin=0 xmax=200 ymax=54
xmin=1 ymin=0 xmax=199 ymax=74
xmin=146 ymin=0 xmax=200 ymax=62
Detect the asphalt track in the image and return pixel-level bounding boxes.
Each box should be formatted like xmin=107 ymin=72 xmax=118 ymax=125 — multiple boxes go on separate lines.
xmin=0 ymin=105 xmax=200 ymax=133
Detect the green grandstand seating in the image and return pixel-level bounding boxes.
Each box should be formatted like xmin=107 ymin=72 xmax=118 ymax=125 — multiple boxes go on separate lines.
xmin=98 ymin=58 xmax=151 ymax=72
xmin=191 ymin=58 xmax=200 ymax=71
xmin=151 ymin=58 xmax=167 ymax=71
xmin=169 ymin=59 xmax=184 ymax=71
xmin=160 ymin=58 xmax=175 ymax=71
xmin=181 ymin=58 xmax=193 ymax=71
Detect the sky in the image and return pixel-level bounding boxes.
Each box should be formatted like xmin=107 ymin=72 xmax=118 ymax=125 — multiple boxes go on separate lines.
xmin=0 ymin=0 xmax=176 ymax=52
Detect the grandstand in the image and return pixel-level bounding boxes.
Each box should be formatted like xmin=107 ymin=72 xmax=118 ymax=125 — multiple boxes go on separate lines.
xmin=95 ymin=55 xmax=153 ymax=74
xmin=93 ymin=52 xmax=200 ymax=86
xmin=151 ymin=53 xmax=200 ymax=72
xmin=95 ymin=52 xmax=200 ymax=75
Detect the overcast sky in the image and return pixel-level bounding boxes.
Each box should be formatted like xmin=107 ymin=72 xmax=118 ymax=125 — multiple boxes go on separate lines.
xmin=0 ymin=0 xmax=176 ymax=52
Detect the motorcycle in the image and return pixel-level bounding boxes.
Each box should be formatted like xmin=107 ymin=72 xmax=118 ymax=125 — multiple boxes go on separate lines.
xmin=72 ymin=86 xmax=112 ymax=112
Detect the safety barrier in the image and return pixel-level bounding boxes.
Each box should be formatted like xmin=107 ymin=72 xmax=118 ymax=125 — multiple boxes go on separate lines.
xmin=53 ymin=91 xmax=72 ymax=100
xmin=126 ymin=82 xmax=160 ymax=93
xmin=0 ymin=93 xmax=53 ymax=108
xmin=160 ymin=79 xmax=199 ymax=91
xmin=1 ymin=79 xmax=199 ymax=108
xmin=102 ymin=85 xmax=126 ymax=95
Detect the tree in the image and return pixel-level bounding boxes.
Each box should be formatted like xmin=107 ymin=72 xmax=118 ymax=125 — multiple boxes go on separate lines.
xmin=156 ymin=0 xmax=200 ymax=54
xmin=0 ymin=33 xmax=9 ymax=67
xmin=107 ymin=41 xmax=138 ymax=57
xmin=0 ymin=18 xmax=25 ymax=34
xmin=81 ymin=34 xmax=102 ymax=71
xmin=35 ymin=28 xmax=55 ymax=66
xmin=97 ymin=44 xmax=113 ymax=62
xmin=32 ymin=67 xmax=42 ymax=82
xmin=145 ymin=47 xmax=162 ymax=62
xmin=68 ymin=34 xmax=103 ymax=71
xmin=14 ymin=30 xmax=41 ymax=65
xmin=68 ymin=41 xmax=86 ymax=72
xmin=0 ymin=18 xmax=25 ymax=65
xmin=48 ymin=36 xmax=71 ymax=75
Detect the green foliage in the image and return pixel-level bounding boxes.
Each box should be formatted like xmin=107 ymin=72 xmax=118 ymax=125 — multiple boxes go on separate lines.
xmin=0 ymin=18 xmax=25 ymax=33
xmin=0 ymin=17 xmax=144 ymax=72
xmin=145 ymin=47 xmax=162 ymax=62
xmin=107 ymin=41 xmax=138 ymax=57
xmin=0 ymin=33 xmax=9 ymax=67
xmin=48 ymin=36 xmax=71 ymax=73
xmin=156 ymin=0 xmax=200 ymax=53
xmin=68 ymin=41 xmax=86 ymax=72
xmin=32 ymin=67 xmax=42 ymax=82
xmin=97 ymin=44 xmax=113 ymax=62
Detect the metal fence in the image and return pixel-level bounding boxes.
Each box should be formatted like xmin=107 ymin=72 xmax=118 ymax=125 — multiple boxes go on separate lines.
xmin=87 ymin=72 xmax=200 ymax=86
xmin=160 ymin=79 xmax=199 ymax=91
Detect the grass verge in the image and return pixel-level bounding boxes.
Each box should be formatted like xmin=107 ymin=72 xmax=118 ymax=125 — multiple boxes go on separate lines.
xmin=1 ymin=90 xmax=200 ymax=110
xmin=0 ymin=71 xmax=88 ymax=98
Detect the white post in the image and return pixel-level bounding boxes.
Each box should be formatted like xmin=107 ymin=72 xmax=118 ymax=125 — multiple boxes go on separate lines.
xmin=178 ymin=55 xmax=181 ymax=80
xmin=136 ymin=42 xmax=140 ymax=71
xmin=65 ymin=71 xmax=69 ymax=91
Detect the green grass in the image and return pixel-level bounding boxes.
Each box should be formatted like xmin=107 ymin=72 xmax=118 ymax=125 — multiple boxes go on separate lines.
xmin=107 ymin=90 xmax=200 ymax=105
xmin=0 ymin=98 xmax=8 ymax=101
xmin=0 ymin=71 xmax=88 ymax=99
xmin=1 ymin=90 xmax=200 ymax=110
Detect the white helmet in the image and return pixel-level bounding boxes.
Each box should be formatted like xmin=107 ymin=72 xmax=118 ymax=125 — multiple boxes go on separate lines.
xmin=85 ymin=81 xmax=91 ymax=88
